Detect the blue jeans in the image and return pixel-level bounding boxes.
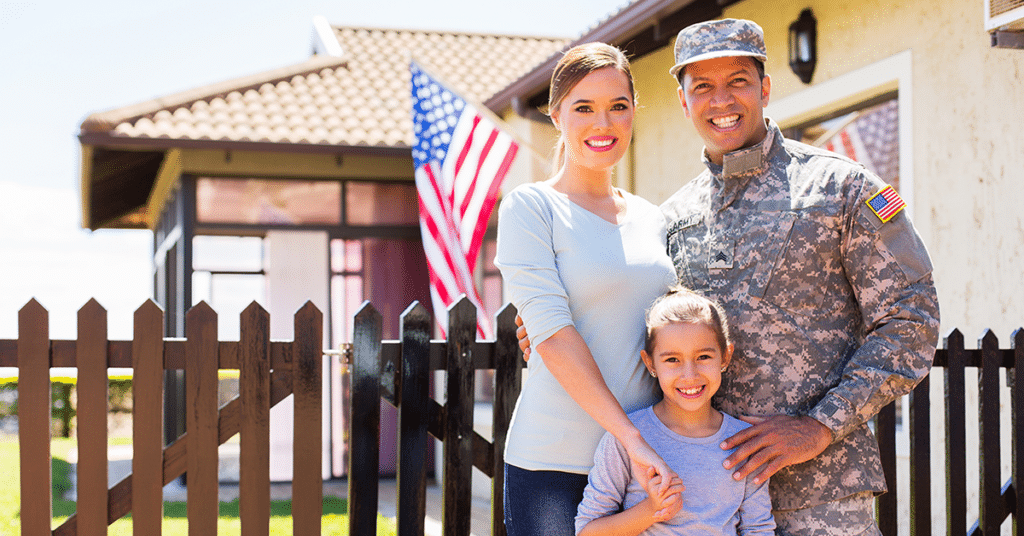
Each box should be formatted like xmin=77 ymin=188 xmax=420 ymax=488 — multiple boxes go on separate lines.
xmin=503 ymin=463 xmax=589 ymax=536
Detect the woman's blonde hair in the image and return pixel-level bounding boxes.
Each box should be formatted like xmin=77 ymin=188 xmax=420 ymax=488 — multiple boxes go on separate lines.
xmin=644 ymin=286 xmax=732 ymax=356
xmin=547 ymin=42 xmax=635 ymax=171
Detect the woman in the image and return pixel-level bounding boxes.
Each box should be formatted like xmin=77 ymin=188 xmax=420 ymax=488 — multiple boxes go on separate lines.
xmin=495 ymin=43 xmax=679 ymax=535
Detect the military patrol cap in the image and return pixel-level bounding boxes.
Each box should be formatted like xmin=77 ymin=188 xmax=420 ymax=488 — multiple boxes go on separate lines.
xmin=669 ymin=18 xmax=768 ymax=78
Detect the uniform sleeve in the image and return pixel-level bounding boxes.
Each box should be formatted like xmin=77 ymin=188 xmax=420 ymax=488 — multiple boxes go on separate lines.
xmin=575 ymin=432 xmax=632 ymax=534
xmin=738 ymin=475 xmax=776 ymax=536
xmin=806 ymin=172 xmax=941 ymax=441
xmin=494 ymin=187 xmax=574 ymax=347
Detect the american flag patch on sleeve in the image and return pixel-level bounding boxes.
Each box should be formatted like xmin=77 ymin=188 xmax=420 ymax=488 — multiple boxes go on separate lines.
xmin=866 ymin=185 xmax=905 ymax=223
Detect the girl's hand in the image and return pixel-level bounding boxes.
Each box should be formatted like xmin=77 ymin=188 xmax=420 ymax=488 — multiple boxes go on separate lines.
xmin=643 ymin=467 xmax=683 ymax=522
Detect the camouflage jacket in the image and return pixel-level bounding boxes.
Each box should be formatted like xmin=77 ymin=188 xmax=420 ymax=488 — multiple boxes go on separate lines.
xmin=660 ymin=120 xmax=940 ymax=510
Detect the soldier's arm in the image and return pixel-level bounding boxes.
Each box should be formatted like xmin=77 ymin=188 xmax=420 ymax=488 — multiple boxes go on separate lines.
xmin=720 ymin=174 xmax=940 ymax=484
xmin=804 ymin=175 xmax=940 ymax=442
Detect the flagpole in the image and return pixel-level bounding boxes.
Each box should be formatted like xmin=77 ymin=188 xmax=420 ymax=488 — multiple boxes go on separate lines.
xmin=409 ymin=56 xmax=552 ymax=171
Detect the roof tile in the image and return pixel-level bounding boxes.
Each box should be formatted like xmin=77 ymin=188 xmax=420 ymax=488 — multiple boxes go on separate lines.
xmin=82 ymin=25 xmax=568 ymax=150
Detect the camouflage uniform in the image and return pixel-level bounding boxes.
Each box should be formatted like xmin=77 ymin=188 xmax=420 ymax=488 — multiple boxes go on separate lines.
xmin=660 ymin=121 xmax=940 ymax=516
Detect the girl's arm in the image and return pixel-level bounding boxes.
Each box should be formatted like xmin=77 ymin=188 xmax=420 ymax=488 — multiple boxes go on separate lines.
xmin=578 ymin=467 xmax=682 ymax=536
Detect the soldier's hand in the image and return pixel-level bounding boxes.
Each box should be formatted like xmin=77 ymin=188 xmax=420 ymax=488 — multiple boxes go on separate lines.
xmin=719 ymin=415 xmax=831 ymax=485
xmin=515 ymin=314 xmax=531 ymax=362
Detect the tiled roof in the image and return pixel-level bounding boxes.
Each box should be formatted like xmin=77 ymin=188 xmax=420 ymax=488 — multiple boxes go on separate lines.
xmin=80 ymin=26 xmax=569 ymax=151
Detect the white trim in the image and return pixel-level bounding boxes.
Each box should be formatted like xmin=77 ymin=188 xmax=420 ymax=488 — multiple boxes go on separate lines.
xmin=312 ymin=15 xmax=344 ymax=57
xmin=765 ymin=50 xmax=914 ymax=211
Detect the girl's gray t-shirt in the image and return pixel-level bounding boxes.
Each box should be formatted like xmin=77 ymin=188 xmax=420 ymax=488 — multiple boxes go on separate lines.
xmin=576 ymin=408 xmax=776 ymax=535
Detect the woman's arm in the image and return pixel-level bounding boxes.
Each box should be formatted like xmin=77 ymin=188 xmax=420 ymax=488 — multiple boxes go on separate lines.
xmin=538 ymin=327 xmax=677 ymax=491
xmin=495 ymin=187 xmax=676 ymax=491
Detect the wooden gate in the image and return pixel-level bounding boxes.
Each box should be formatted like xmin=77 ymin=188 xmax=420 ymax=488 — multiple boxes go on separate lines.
xmin=2 ymin=298 xmax=324 ymax=535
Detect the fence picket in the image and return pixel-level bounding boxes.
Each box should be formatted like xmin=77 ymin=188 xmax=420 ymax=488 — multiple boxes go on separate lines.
xmin=240 ymin=302 xmax=271 ymax=536
xmin=909 ymin=374 xmax=931 ymax=536
xmin=978 ymin=330 xmax=1002 ymax=534
xmin=397 ymin=302 xmax=431 ymax=536
xmin=350 ymin=302 xmax=383 ymax=535
xmin=876 ymin=402 xmax=897 ymax=536
xmin=133 ymin=300 xmax=165 ymax=535
xmin=945 ymin=329 xmax=967 ymax=534
xmin=443 ymin=298 xmax=476 ymax=536
xmin=491 ymin=304 xmax=521 ymax=536
xmin=186 ymin=302 xmax=219 ymax=535
xmin=77 ymin=299 xmax=109 ymax=536
xmin=1013 ymin=328 xmax=1022 ymax=536
xmin=17 ymin=299 xmax=51 ymax=535
xmin=292 ymin=302 xmax=323 ymax=535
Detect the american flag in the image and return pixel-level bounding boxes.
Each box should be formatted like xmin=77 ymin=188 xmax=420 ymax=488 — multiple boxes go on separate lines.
xmin=820 ymin=100 xmax=900 ymax=190
xmin=866 ymin=185 xmax=906 ymax=223
xmin=410 ymin=61 xmax=519 ymax=339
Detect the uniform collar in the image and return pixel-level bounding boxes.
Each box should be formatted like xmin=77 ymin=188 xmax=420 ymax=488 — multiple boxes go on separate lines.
xmin=702 ymin=118 xmax=781 ymax=180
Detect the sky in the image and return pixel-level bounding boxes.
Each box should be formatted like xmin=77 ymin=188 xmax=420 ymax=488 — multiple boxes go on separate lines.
xmin=0 ymin=0 xmax=629 ymax=340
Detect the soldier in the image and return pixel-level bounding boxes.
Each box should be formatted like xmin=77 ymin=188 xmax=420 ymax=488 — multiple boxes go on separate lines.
xmin=661 ymin=18 xmax=940 ymax=535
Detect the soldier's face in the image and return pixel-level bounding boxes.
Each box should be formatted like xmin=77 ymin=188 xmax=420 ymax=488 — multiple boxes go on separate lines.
xmin=678 ymin=56 xmax=770 ymax=165
xmin=641 ymin=322 xmax=732 ymax=419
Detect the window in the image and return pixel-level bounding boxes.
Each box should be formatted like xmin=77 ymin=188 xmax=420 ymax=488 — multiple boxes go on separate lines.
xmin=784 ymin=98 xmax=900 ymax=192
xmin=196 ymin=178 xmax=341 ymax=225
xmin=191 ymin=235 xmax=266 ymax=341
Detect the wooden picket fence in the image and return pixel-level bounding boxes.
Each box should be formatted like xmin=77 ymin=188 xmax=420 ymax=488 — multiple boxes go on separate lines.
xmin=1 ymin=298 xmax=325 ymax=535
xmin=0 ymin=296 xmax=1021 ymax=535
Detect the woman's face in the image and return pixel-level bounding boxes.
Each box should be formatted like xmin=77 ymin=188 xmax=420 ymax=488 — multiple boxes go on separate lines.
xmin=550 ymin=67 xmax=634 ymax=174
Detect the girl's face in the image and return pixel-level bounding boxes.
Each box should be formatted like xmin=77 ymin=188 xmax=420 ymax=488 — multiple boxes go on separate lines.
xmin=550 ymin=66 xmax=634 ymax=174
xmin=641 ymin=322 xmax=733 ymax=417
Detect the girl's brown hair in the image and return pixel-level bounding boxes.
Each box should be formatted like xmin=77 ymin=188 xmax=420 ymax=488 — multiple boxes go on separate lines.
xmin=644 ymin=286 xmax=732 ymax=356
xmin=548 ymin=42 xmax=635 ymax=171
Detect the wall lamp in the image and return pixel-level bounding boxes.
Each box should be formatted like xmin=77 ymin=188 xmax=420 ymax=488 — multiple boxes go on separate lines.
xmin=788 ymin=9 xmax=817 ymax=84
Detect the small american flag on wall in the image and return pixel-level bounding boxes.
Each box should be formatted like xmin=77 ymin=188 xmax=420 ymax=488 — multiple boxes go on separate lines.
xmin=409 ymin=61 xmax=519 ymax=338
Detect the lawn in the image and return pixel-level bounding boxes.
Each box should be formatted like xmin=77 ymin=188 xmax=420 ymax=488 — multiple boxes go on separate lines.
xmin=0 ymin=438 xmax=397 ymax=535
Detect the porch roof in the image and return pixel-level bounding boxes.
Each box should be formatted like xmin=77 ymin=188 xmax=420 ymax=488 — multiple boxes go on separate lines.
xmin=78 ymin=25 xmax=569 ymax=230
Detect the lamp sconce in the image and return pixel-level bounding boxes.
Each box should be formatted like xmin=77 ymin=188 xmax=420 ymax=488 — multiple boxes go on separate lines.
xmin=788 ymin=9 xmax=817 ymax=84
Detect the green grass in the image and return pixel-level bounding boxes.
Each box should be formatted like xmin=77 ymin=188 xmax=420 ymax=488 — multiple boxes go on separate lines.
xmin=0 ymin=438 xmax=397 ymax=535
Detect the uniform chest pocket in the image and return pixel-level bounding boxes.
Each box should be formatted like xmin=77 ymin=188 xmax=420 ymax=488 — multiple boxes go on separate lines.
xmin=758 ymin=210 xmax=842 ymax=315
xmin=667 ymin=214 xmax=709 ymax=292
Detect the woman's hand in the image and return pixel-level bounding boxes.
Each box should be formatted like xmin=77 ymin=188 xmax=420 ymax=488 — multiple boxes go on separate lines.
xmin=620 ymin=431 xmax=682 ymax=499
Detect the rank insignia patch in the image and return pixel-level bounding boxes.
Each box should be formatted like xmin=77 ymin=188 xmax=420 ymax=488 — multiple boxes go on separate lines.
xmin=866 ymin=185 xmax=905 ymax=223
xmin=708 ymin=239 xmax=734 ymax=269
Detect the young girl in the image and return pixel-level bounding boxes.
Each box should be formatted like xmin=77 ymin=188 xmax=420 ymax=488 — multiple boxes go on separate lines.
xmin=575 ymin=287 xmax=776 ymax=535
